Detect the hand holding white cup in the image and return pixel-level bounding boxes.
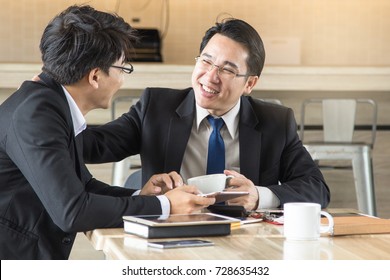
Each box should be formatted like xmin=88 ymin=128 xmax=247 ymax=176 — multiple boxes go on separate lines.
xmin=283 ymin=202 xmax=334 ymax=241
xmin=187 ymin=174 xmax=233 ymax=194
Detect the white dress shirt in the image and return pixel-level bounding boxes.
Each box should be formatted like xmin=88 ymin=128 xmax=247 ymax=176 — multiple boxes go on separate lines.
xmin=61 ymin=86 xmax=170 ymax=216
xmin=181 ymin=100 xmax=280 ymax=209
xmin=62 ymin=86 xmax=86 ymax=137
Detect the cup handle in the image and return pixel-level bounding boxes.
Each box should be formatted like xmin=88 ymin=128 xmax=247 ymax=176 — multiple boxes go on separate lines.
xmin=225 ymin=175 xmax=234 ymax=187
xmin=320 ymin=246 xmax=333 ymax=260
xmin=320 ymin=211 xmax=334 ymax=236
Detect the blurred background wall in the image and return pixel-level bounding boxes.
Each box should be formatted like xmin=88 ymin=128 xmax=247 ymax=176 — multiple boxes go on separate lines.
xmin=1 ymin=0 xmax=389 ymax=66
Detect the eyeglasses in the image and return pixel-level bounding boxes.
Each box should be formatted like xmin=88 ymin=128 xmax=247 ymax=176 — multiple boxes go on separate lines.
xmin=195 ymin=56 xmax=248 ymax=80
xmin=111 ymin=63 xmax=134 ymax=74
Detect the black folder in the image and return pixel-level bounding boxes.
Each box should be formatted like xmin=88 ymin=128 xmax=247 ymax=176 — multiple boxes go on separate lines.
xmin=123 ymin=213 xmax=239 ymax=239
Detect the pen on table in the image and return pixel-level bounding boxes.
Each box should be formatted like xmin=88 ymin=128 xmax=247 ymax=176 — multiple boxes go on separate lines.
xmin=230 ymin=221 xmax=241 ymax=230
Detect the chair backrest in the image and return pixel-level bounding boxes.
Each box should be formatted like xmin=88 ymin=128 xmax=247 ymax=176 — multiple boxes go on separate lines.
xmin=111 ymin=96 xmax=140 ymax=120
xmin=256 ymin=98 xmax=283 ymax=105
xmin=300 ymin=98 xmax=377 ymax=147
xmin=124 ymin=169 xmax=142 ymax=189
xmin=323 ymin=99 xmax=356 ymax=142
xmin=111 ymin=96 xmax=141 ymax=186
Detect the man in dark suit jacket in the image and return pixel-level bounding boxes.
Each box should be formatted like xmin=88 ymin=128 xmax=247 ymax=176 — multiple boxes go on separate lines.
xmin=0 ymin=5 xmax=214 ymax=260
xmin=83 ymin=19 xmax=330 ymax=211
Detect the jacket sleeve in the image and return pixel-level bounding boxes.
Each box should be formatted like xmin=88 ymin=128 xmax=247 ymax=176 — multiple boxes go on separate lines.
xmin=6 ymin=90 xmax=162 ymax=232
xmin=265 ymin=108 xmax=331 ymax=208
xmin=82 ymin=90 xmax=150 ymax=164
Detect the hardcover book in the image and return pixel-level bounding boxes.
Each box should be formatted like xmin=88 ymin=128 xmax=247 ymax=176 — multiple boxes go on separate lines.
xmin=123 ymin=213 xmax=240 ymax=239
xmin=321 ymin=213 xmax=390 ymax=236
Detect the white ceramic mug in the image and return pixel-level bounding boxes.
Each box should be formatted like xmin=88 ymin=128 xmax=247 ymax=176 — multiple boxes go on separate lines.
xmin=283 ymin=202 xmax=334 ymax=241
xmin=187 ymin=174 xmax=233 ymax=194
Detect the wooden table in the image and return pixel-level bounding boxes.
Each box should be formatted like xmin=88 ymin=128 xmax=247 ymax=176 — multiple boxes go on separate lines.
xmin=86 ymin=209 xmax=390 ymax=260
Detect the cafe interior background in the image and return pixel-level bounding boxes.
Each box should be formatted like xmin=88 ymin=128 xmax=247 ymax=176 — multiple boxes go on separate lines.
xmin=1 ymin=0 xmax=390 ymax=258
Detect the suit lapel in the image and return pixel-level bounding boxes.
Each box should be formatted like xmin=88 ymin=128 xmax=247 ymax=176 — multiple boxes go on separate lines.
xmin=239 ymin=97 xmax=262 ymax=183
xmin=164 ymin=91 xmax=195 ymax=172
xmin=162 ymin=93 xmax=262 ymax=182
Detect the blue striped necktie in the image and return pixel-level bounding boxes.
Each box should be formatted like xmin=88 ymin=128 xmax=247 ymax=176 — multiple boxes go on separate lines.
xmin=206 ymin=116 xmax=225 ymax=174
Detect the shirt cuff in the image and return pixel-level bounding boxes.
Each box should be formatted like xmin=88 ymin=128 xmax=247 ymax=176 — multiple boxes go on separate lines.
xmin=132 ymin=190 xmax=170 ymax=216
xmin=157 ymin=195 xmax=171 ymax=216
xmin=256 ymin=186 xmax=280 ymax=209
xmin=132 ymin=190 xmax=141 ymax=196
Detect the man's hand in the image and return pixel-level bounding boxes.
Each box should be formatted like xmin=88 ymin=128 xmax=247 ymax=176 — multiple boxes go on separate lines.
xmin=165 ymin=185 xmax=216 ymax=214
xmin=224 ymin=169 xmax=259 ymax=210
xmin=140 ymin=171 xmax=183 ymax=195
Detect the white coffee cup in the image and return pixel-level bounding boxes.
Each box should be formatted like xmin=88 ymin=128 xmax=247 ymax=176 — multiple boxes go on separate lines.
xmin=187 ymin=174 xmax=233 ymax=194
xmin=283 ymin=202 xmax=334 ymax=241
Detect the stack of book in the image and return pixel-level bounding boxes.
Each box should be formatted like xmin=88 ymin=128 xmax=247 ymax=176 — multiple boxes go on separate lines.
xmin=123 ymin=213 xmax=240 ymax=239
xmin=321 ymin=213 xmax=390 ymax=236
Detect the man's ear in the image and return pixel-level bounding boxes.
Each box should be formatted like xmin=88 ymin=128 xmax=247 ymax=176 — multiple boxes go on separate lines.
xmin=243 ymin=75 xmax=259 ymax=95
xmin=88 ymin=68 xmax=100 ymax=89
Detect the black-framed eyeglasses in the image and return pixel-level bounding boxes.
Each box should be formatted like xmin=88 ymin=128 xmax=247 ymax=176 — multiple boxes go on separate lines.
xmin=195 ymin=56 xmax=249 ymax=80
xmin=111 ymin=63 xmax=134 ymax=74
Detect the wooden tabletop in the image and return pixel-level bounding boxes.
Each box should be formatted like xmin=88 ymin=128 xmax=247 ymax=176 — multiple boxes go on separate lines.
xmin=85 ymin=209 xmax=390 ymax=260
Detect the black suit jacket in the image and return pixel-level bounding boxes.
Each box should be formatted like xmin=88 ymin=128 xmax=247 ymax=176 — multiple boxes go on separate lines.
xmin=0 ymin=74 xmax=162 ymax=260
xmin=83 ymin=87 xmax=330 ymax=208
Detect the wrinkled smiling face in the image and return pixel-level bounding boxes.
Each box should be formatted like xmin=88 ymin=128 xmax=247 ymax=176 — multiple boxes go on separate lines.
xmin=191 ymin=34 xmax=258 ymax=116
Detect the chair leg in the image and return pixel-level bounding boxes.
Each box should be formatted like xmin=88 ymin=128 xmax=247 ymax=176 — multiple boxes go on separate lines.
xmin=351 ymin=147 xmax=377 ymax=216
xmin=111 ymin=159 xmax=129 ymax=186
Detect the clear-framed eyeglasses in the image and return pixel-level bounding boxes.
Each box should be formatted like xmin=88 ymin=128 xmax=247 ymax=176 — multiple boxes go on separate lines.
xmin=111 ymin=63 xmax=134 ymax=74
xmin=195 ymin=56 xmax=249 ymax=80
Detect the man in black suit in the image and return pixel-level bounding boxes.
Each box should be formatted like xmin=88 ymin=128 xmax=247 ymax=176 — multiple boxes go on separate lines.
xmin=0 ymin=5 xmax=215 ymax=260
xmin=83 ymin=19 xmax=330 ymax=211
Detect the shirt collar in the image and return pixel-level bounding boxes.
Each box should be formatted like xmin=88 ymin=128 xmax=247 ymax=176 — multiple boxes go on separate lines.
xmin=61 ymin=85 xmax=86 ymax=136
xmin=195 ymin=99 xmax=241 ymax=138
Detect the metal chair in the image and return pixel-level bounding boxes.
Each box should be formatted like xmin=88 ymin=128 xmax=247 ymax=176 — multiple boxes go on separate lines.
xmin=111 ymin=96 xmax=141 ymax=186
xmin=123 ymin=169 xmax=142 ymax=189
xmin=300 ymin=98 xmax=378 ymax=216
xmin=256 ymin=98 xmax=283 ymax=105
xmin=111 ymin=96 xmax=140 ymax=121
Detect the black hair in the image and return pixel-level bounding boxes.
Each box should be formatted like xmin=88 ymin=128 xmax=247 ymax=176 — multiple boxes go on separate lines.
xmin=199 ymin=18 xmax=265 ymax=77
xmin=40 ymin=5 xmax=137 ymax=84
